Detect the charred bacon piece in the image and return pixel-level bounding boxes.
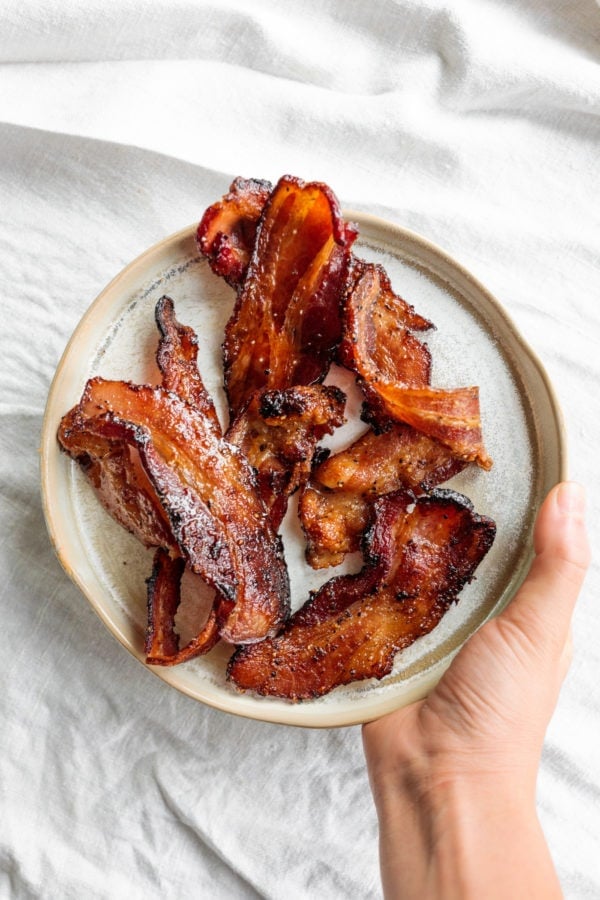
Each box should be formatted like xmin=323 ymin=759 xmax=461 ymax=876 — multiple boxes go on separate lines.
xmin=64 ymin=378 xmax=290 ymax=644
xmin=223 ymin=175 xmax=357 ymax=417
xmin=145 ymin=548 xmax=220 ymax=665
xmin=196 ymin=177 xmax=272 ymax=288
xmin=58 ymin=406 xmax=176 ymax=551
xmin=299 ymin=423 xmax=467 ymax=568
xmin=228 ymin=489 xmax=496 ymax=700
xmin=155 ymin=296 xmax=221 ymax=431
xmin=226 ymin=384 xmax=346 ymax=531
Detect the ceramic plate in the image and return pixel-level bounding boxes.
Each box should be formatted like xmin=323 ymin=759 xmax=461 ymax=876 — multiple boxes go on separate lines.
xmin=40 ymin=214 xmax=566 ymax=727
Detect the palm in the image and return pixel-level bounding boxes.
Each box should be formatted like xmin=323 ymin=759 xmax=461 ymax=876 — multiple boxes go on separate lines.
xmin=367 ymin=612 xmax=568 ymax=787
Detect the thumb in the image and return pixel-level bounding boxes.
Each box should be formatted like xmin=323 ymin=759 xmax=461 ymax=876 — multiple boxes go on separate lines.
xmin=498 ymin=481 xmax=590 ymax=663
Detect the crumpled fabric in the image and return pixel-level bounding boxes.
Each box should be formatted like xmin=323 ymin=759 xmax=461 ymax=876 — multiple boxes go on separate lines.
xmin=1 ymin=2 xmax=599 ymax=898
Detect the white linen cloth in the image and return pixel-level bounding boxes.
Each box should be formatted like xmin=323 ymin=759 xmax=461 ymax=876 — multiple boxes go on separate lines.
xmin=1 ymin=1 xmax=599 ymax=897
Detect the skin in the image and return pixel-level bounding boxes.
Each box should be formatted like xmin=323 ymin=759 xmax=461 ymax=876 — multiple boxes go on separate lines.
xmin=363 ymin=482 xmax=591 ymax=899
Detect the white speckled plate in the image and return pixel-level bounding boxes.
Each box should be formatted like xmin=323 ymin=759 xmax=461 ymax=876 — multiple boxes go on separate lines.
xmin=40 ymin=214 xmax=566 ymax=728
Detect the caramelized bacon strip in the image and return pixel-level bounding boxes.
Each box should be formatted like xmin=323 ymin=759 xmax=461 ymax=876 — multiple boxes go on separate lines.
xmin=223 ymin=175 xmax=357 ymax=417
xmin=345 ymin=258 xmax=434 ymax=334
xmin=196 ymin=177 xmax=272 ymax=288
xmin=226 ymin=384 xmax=346 ymax=530
xmin=339 ymin=259 xmax=492 ymax=468
xmin=72 ymin=378 xmax=290 ymax=644
xmin=155 ymin=296 xmax=221 ymax=431
xmin=338 ymin=259 xmax=433 ymax=389
xmin=145 ymin=549 xmax=220 ymax=665
xmin=299 ymin=423 xmax=467 ymax=568
xmin=372 ymin=383 xmax=493 ymax=470
xmin=228 ymin=490 xmax=495 ymax=699
xmin=58 ymin=407 xmax=176 ymax=551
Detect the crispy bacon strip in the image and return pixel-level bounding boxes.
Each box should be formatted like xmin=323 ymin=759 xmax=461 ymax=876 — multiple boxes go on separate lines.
xmin=144 ymin=549 xmax=220 ymax=665
xmin=58 ymin=407 xmax=176 ymax=551
xmin=155 ymin=296 xmax=221 ymax=430
xmin=228 ymin=489 xmax=495 ymax=699
xmin=299 ymin=423 xmax=467 ymax=568
xmin=338 ymin=259 xmax=433 ymax=389
xmin=69 ymin=378 xmax=290 ymax=644
xmin=346 ymin=258 xmax=434 ymax=334
xmin=196 ymin=177 xmax=272 ymax=288
xmin=372 ymin=383 xmax=492 ymax=470
xmin=223 ymin=174 xmax=357 ymax=417
xmin=339 ymin=259 xmax=492 ymax=468
xmin=226 ymin=384 xmax=346 ymax=530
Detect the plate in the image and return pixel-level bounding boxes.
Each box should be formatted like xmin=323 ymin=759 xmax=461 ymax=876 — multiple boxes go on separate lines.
xmin=40 ymin=214 xmax=566 ymax=728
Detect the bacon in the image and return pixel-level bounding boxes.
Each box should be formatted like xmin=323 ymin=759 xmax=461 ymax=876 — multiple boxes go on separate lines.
xmin=371 ymin=383 xmax=493 ymax=470
xmin=228 ymin=489 xmax=496 ymax=699
xmin=69 ymin=378 xmax=290 ymax=644
xmin=299 ymin=423 xmax=467 ymax=568
xmin=196 ymin=177 xmax=272 ymax=288
xmin=145 ymin=548 xmax=220 ymax=665
xmin=226 ymin=384 xmax=346 ymax=530
xmin=58 ymin=406 xmax=176 ymax=551
xmin=338 ymin=259 xmax=433 ymax=388
xmin=339 ymin=258 xmax=492 ymax=468
xmin=155 ymin=295 xmax=221 ymax=431
xmin=222 ymin=175 xmax=357 ymax=417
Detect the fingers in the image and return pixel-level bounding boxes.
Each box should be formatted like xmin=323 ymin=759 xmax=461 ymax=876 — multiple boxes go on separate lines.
xmin=499 ymin=482 xmax=590 ymax=661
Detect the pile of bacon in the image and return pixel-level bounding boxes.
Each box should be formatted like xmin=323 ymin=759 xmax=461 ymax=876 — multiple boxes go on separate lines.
xmin=58 ymin=175 xmax=496 ymax=701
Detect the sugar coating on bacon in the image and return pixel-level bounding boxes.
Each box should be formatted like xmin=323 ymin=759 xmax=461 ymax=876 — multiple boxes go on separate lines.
xmin=65 ymin=378 xmax=290 ymax=644
xmin=299 ymin=423 xmax=467 ymax=568
xmin=228 ymin=490 xmax=496 ymax=700
xmin=226 ymin=384 xmax=346 ymax=531
xmin=222 ymin=175 xmax=358 ymax=417
xmin=196 ymin=177 xmax=272 ymax=288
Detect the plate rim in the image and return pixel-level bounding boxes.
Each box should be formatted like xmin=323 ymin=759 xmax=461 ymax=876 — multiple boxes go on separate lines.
xmin=40 ymin=214 xmax=567 ymax=728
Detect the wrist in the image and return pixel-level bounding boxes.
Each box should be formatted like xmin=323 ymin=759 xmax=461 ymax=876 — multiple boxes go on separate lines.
xmin=371 ymin=763 xmax=562 ymax=899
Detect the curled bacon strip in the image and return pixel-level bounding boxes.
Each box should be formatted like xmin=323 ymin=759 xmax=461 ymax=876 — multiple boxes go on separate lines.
xmin=196 ymin=177 xmax=272 ymax=288
xmin=227 ymin=384 xmax=346 ymax=530
xmin=228 ymin=489 xmax=496 ymax=700
xmin=64 ymin=378 xmax=290 ymax=644
xmin=299 ymin=423 xmax=467 ymax=568
xmin=58 ymin=407 xmax=176 ymax=552
xmin=371 ymin=383 xmax=492 ymax=470
xmin=339 ymin=259 xmax=492 ymax=468
xmin=144 ymin=548 xmax=220 ymax=665
xmin=223 ymin=174 xmax=357 ymax=417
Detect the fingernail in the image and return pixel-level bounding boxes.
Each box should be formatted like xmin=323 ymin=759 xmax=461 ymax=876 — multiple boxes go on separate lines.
xmin=556 ymin=482 xmax=586 ymax=515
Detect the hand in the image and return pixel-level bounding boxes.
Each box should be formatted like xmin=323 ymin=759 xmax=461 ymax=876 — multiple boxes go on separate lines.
xmin=363 ymin=482 xmax=590 ymax=900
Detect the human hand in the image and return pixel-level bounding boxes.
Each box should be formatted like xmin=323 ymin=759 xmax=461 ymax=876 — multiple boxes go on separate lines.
xmin=363 ymin=482 xmax=590 ymax=899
